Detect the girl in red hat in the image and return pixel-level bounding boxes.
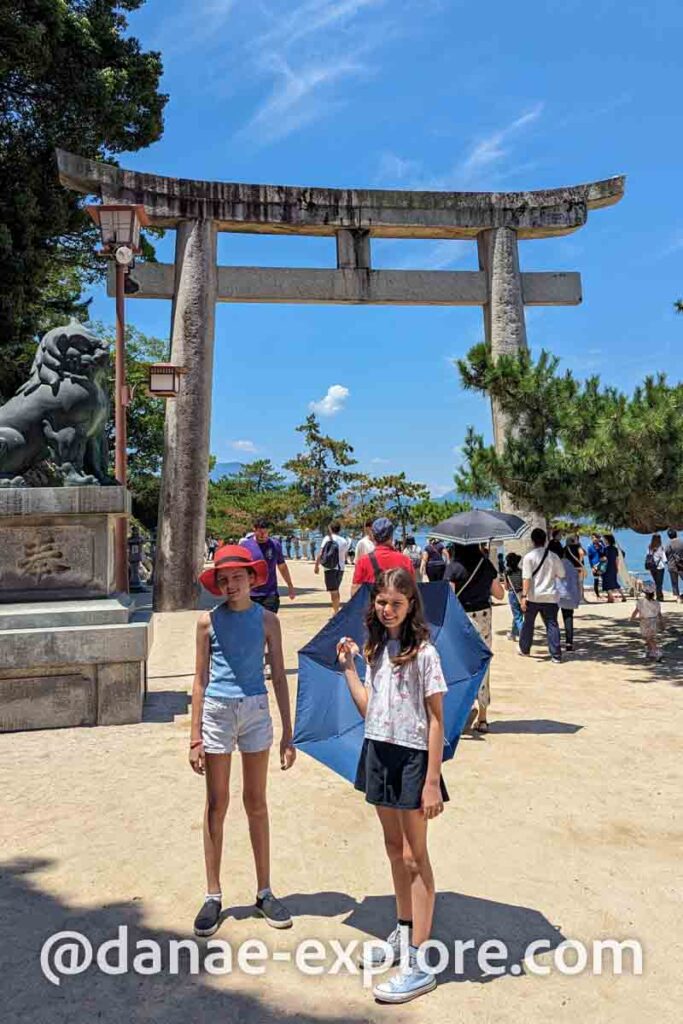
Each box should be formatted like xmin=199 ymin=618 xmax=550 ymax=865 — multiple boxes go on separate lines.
xmin=189 ymin=545 xmax=296 ymax=936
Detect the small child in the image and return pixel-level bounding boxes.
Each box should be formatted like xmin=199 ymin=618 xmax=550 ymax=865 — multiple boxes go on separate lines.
xmin=503 ymin=552 xmax=524 ymax=641
xmin=631 ymin=581 xmax=665 ymax=661
xmin=189 ymin=544 xmax=296 ymax=938
xmin=336 ymin=567 xmax=448 ymax=1004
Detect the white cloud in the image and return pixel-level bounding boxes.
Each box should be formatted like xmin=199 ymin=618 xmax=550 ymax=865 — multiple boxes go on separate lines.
xmin=309 ymin=384 xmax=350 ymax=416
xmin=256 ymin=0 xmax=385 ymax=51
xmin=370 ymin=457 xmax=390 ymax=465
xmin=229 ymin=439 xmax=258 ymax=453
xmin=237 ymin=56 xmax=366 ymax=145
xmin=374 ymin=103 xmax=544 ymax=193
xmin=458 ymin=104 xmax=544 ymax=181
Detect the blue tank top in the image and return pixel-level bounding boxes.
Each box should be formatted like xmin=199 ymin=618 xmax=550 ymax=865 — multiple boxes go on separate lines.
xmin=205 ymin=602 xmax=267 ymax=699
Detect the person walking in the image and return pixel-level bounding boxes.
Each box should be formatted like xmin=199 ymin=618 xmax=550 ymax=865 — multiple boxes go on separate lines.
xmin=355 ymin=519 xmax=375 ymax=562
xmin=664 ymin=529 xmax=683 ymax=602
xmin=351 ymin=518 xmax=414 ymax=596
xmin=519 ymin=528 xmax=566 ymax=663
xmin=403 ymin=536 xmax=423 ymax=579
xmin=315 ymin=521 xmax=350 ymax=615
xmin=645 ymin=534 xmax=667 ymax=602
xmin=190 ymin=545 xmax=296 ymax=937
xmin=421 ymin=538 xmax=446 ymax=582
xmin=240 ymin=518 xmax=296 ymax=613
xmin=444 ymin=542 xmax=504 ymax=733
xmin=586 ymin=533 xmax=606 ymax=600
xmin=631 ymin=580 xmax=665 ymax=661
xmin=556 ymin=546 xmax=582 ymax=650
xmin=503 ymin=552 xmax=524 ymax=641
xmin=602 ymin=534 xmax=627 ymax=603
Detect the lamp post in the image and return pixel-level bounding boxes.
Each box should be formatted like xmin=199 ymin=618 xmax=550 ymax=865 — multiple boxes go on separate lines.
xmin=87 ymin=203 xmax=149 ymax=594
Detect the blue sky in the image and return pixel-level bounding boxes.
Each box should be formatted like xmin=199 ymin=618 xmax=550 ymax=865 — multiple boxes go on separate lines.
xmin=87 ymin=0 xmax=683 ymax=495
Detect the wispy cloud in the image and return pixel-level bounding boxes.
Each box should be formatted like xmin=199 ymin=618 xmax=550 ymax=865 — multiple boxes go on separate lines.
xmin=236 ymin=55 xmax=367 ymax=144
xmin=229 ymin=439 xmax=258 ymax=453
xmin=234 ymin=0 xmax=394 ymax=145
xmin=154 ymin=0 xmax=236 ymax=54
xmin=256 ymin=0 xmax=385 ymax=50
xmin=309 ymin=384 xmax=350 ymax=416
xmin=458 ymin=104 xmax=544 ymax=181
xmin=374 ymin=103 xmax=544 ymax=193
xmin=370 ymin=457 xmax=390 ymax=465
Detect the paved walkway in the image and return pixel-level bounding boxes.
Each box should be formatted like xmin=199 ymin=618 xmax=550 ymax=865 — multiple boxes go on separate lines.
xmin=2 ymin=561 xmax=681 ymax=1023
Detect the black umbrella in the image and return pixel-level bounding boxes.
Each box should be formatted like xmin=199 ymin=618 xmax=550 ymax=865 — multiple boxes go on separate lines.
xmin=430 ymin=509 xmax=529 ymax=545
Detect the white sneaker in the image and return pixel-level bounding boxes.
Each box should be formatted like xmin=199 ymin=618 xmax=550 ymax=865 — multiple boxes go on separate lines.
xmin=373 ymin=954 xmax=436 ymax=1004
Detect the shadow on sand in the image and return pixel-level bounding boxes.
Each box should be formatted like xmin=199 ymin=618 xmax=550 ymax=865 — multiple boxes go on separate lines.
xmin=497 ymin=606 xmax=682 ymax=682
xmin=0 ymin=859 xmax=376 ymax=1024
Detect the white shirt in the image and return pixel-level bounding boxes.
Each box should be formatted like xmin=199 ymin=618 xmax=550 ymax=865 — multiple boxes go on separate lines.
xmin=355 ymin=535 xmax=375 ymax=560
xmin=652 ymin=548 xmax=667 ymax=571
xmin=364 ymin=641 xmax=448 ymax=751
xmin=522 ymin=546 xmax=565 ymax=603
xmin=320 ymin=532 xmax=350 ymax=570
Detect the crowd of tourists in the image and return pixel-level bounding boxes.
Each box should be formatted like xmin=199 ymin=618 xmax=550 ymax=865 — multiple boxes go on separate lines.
xmin=190 ymin=514 xmax=678 ymax=1004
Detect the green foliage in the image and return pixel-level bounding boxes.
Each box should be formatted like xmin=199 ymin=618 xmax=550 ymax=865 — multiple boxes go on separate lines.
xmin=338 ymin=472 xmax=384 ymax=532
xmin=0 ymin=0 xmax=167 ymax=400
xmin=283 ymin=414 xmax=357 ymax=531
xmin=372 ymin=473 xmax=430 ymax=541
xmin=205 ymin=459 xmax=305 ymax=540
xmin=409 ymin=497 xmax=471 ymax=528
xmin=455 ymin=344 xmax=683 ymax=533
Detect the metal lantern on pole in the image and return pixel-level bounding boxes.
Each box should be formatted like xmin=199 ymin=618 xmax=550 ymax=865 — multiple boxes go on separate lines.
xmin=86 ymin=202 xmax=149 ymax=595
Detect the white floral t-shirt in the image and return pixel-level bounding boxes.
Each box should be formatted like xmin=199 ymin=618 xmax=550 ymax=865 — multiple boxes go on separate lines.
xmin=363 ymin=641 xmax=448 ymax=751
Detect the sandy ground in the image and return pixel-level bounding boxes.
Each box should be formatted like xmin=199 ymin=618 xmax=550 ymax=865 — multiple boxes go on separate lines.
xmin=1 ymin=559 xmax=682 ymax=1024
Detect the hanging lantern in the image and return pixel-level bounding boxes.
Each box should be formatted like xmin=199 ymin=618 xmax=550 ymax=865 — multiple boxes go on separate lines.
xmin=147 ymin=363 xmax=185 ymax=398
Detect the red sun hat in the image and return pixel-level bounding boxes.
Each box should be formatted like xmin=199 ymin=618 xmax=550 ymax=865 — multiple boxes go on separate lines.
xmin=198 ymin=544 xmax=268 ymax=596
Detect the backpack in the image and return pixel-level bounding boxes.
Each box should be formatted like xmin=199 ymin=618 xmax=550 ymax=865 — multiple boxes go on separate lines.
xmin=645 ymin=551 xmax=656 ymax=573
xmin=321 ymin=538 xmax=340 ymax=570
xmin=406 ymin=544 xmax=422 ymax=570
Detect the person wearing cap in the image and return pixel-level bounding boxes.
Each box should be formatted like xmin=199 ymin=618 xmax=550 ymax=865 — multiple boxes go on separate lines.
xmin=189 ymin=544 xmax=296 ymax=938
xmin=239 ymin=517 xmax=296 ymax=613
xmin=351 ymin=517 xmax=414 ymax=597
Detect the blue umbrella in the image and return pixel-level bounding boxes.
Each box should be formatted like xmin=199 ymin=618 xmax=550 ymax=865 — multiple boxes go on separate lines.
xmin=293 ymin=582 xmax=492 ymax=783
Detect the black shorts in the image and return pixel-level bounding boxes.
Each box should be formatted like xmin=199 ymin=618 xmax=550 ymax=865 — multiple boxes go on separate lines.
xmin=324 ymin=568 xmax=344 ymax=592
xmin=252 ymin=593 xmax=280 ymax=614
xmin=354 ymin=738 xmax=449 ymax=810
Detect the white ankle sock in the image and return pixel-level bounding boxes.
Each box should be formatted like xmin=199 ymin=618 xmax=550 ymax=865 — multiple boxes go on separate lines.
xmin=205 ymin=892 xmax=222 ymax=902
xmin=257 ymin=887 xmax=272 ymax=900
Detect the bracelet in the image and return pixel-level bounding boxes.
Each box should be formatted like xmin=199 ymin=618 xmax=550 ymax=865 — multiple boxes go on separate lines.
xmin=189 ymin=739 xmax=203 ymax=748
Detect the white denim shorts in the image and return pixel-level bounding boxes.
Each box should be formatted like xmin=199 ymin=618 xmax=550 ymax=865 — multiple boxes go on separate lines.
xmin=201 ymin=694 xmax=273 ymax=754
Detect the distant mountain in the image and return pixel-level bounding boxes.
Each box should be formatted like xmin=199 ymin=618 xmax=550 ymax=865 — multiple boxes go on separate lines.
xmin=435 ymin=489 xmax=494 ymax=508
xmin=210 ymin=461 xmax=244 ymax=482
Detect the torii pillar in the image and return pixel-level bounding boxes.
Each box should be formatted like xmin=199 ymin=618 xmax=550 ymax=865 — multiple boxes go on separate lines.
xmin=56 ymin=149 xmax=624 ymax=610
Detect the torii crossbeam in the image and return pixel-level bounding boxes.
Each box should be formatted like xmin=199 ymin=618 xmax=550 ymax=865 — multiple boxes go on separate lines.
xmin=56 ymin=150 xmax=625 ymax=611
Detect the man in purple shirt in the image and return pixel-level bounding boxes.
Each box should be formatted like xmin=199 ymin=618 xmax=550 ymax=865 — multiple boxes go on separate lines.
xmin=240 ymin=517 xmax=296 ymax=613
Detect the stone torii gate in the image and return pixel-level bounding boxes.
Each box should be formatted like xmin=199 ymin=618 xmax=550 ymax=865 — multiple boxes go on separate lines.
xmin=57 ymin=150 xmax=624 ymax=612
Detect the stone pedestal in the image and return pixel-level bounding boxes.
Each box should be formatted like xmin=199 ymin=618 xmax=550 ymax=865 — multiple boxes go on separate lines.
xmin=0 ymin=488 xmax=153 ymax=732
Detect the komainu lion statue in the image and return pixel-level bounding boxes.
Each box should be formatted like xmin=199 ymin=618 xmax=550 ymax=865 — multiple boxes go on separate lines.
xmin=0 ymin=320 xmax=111 ymax=487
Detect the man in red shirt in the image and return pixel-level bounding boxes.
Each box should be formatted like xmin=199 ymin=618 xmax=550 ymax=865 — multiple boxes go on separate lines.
xmin=351 ymin=517 xmax=415 ymax=596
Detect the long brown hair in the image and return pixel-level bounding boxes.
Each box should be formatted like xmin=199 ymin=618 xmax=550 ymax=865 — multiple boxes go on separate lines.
xmin=364 ymin=567 xmax=430 ymax=667
xmin=649 ymin=533 xmax=662 ymax=551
